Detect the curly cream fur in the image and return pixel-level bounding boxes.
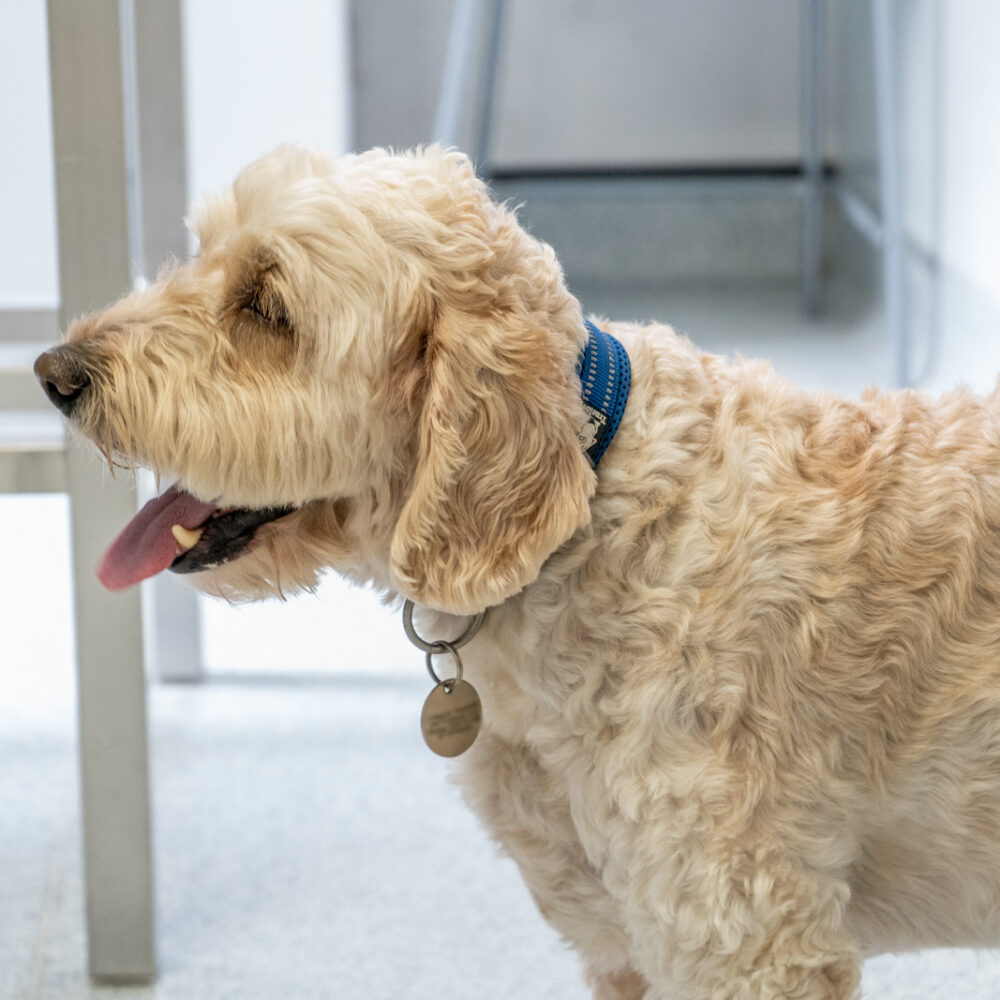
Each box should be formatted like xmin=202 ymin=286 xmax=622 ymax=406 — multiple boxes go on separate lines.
xmin=48 ymin=145 xmax=1000 ymax=999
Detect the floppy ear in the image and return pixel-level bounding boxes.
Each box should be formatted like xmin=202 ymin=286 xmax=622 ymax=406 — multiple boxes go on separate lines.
xmin=389 ymin=302 xmax=596 ymax=614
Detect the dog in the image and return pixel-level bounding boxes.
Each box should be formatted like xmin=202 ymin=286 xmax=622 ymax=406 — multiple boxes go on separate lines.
xmin=34 ymin=145 xmax=1000 ymax=999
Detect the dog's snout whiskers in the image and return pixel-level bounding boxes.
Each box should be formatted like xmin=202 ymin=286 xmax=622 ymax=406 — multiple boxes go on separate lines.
xmin=34 ymin=348 xmax=92 ymax=417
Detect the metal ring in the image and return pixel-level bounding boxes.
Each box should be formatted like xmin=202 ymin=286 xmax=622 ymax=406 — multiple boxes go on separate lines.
xmin=425 ymin=641 xmax=463 ymax=690
xmin=402 ymin=599 xmax=486 ymax=654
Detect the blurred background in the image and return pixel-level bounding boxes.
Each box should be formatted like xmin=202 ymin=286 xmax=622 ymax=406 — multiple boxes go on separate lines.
xmin=2 ymin=2 xmax=1000 ymax=998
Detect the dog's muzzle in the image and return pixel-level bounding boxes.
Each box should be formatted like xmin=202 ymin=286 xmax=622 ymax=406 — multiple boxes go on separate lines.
xmin=34 ymin=347 xmax=91 ymax=417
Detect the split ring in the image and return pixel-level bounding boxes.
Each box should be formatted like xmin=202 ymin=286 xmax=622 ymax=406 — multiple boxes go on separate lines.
xmin=402 ymin=599 xmax=486 ymax=654
xmin=425 ymin=641 xmax=463 ymax=689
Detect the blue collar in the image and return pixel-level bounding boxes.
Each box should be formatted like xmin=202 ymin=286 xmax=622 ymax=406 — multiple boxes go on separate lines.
xmin=576 ymin=319 xmax=631 ymax=468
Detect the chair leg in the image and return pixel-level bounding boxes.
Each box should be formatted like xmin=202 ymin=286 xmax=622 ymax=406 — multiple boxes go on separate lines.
xmin=433 ymin=0 xmax=505 ymax=171
xmin=146 ymin=575 xmax=204 ymax=682
xmin=801 ymin=0 xmax=825 ymax=316
xmin=144 ymin=471 xmax=203 ymax=683
xmin=48 ymin=0 xmax=156 ymax=980
xmin=872 ymin=0 xmax=909 ymax=386
xmin=69 ymin=444 xmax=156 ymax=982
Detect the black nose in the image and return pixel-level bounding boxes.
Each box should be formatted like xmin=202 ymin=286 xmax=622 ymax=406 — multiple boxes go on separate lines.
xmin=34 ymin=348 xmax=91 ymax=416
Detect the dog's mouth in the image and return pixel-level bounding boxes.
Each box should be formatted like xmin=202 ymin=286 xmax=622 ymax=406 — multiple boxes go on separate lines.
xmin=97 ymin=483 xmax=295 ymax=591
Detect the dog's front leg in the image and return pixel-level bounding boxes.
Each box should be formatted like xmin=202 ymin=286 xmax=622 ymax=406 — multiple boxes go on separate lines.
xmin=456 ymin=730 xmax=645 ymax=993
xmin=627 ymin=836 xmax=860 ymax=1000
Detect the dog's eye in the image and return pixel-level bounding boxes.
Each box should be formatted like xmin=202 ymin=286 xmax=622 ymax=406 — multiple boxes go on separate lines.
xmin=242 ymin=292 xmax=290 ymax=331
xmin=246 ymin=299 xmax=270 ymax=323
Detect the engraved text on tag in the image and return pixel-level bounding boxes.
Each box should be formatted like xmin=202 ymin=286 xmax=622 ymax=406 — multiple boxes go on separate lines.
xmin=421 ymin=679 xmax=482 ymax=757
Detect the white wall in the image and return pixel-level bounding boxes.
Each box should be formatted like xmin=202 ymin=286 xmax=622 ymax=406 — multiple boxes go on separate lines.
xmin=0 ymin=0 xmax=58 ymax=309
xmin=864 ymin=0 xmax=1000 ymax=302
xmin=181 ymin=0 xmax=351 ymax=211
xmin=3 ymin=3 xmax=998 ymax=319
xmin=494 ymin=0 xmax=802 ymax=167
xmin=0 ymin=0 xmax=352 ymax=310
xmin=939 ymin=1 xmax=1000 ymax=298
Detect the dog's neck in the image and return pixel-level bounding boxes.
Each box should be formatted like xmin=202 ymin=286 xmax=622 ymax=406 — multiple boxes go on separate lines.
xmin=576 ymin=320 xmax=631 ymax=469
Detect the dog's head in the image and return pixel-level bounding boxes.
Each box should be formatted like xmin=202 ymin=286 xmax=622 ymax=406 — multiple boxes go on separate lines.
xmin=35 ymin=146 xmax=595 ymax=613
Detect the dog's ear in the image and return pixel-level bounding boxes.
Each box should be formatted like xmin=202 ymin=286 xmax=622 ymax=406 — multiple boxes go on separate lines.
xmin=389 ymin=301 xmax=596 ymax=615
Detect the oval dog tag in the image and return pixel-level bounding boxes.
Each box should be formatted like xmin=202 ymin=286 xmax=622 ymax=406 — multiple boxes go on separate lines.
xmin=421 ymin=679 xmax=482 ymax=757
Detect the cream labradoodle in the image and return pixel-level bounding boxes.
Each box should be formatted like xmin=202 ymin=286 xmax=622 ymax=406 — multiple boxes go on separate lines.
xmin=35 ymin=146 xmax=1000 ymax=999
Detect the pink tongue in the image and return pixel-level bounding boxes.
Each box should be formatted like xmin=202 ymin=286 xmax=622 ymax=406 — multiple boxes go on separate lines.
xmin=97 ymin=484 xmax=219 ymax=591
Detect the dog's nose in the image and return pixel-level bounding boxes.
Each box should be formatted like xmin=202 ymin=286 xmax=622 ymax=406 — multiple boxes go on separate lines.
xmin=34 ymin=348 xmax=91 ymax=416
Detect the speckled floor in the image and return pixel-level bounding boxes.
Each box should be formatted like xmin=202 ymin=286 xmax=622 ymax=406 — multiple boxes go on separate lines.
xmin=1 ymin=504 xmax=583 ymax=1000
xmin=4 ymin=271 xmax=1000 ymax=999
